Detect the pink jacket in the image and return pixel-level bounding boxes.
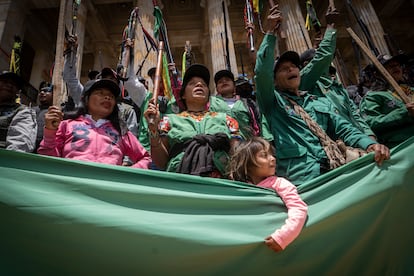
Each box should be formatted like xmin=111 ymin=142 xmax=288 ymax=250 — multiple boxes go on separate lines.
xmin=257 ymin=176 xmax=308 ymax=249
xmin=38 ymin=116 xmax=151 ymax=169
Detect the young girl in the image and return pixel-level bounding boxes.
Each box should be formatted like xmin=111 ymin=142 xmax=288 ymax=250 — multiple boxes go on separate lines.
xmin=228 ymin=137 xmax=307 ymax=252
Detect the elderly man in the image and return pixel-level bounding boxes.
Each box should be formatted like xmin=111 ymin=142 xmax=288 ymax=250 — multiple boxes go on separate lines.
xmin=254 ymin=6 xmax=389 ymax=186
xmin=0 ymin=71 xmax=37 ymax=152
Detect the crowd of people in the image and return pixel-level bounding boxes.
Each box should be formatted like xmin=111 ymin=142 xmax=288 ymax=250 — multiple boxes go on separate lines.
xmin=1 ymin=5 xmax=413 ymax=252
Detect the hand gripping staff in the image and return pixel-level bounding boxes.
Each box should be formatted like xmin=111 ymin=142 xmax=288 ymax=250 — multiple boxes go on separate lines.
xmin=119 ymin=7 xmax=139 ymax=79
xmin=148 ymin=41 xmax=165 ymax=126
xmin=244 ymin=0 xmax=255 ymax=52
xmin=68 ymin=0 xmax=81 ymax=69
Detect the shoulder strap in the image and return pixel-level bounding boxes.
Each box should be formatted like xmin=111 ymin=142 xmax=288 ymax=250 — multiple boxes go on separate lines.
xmin=285 ymin=97 xmax=345 ymax=170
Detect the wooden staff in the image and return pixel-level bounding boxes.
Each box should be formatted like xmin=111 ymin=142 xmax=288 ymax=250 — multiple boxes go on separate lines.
xmin=346 ymin=27 xmax=410 ymax=104
xmin=52 ymin=0 xmax=68 ymax=107
xmin=148 ymin=41 xmax=164 ymax=125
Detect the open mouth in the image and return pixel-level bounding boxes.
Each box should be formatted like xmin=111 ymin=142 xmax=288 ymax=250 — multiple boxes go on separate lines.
xmin=102 ymin=102 xmax=111 ymax=108
xmin=193 ymin=88 xmax=205 ymax=95
xmin=288 ymin=75 xmax=298 ymax=80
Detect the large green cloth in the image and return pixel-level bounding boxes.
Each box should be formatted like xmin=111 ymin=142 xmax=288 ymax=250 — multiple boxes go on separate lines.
xmin=1 ymin=137 xmax=414 ymax=275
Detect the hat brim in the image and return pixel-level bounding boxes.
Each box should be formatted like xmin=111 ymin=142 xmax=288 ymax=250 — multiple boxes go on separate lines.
xmin=274 ymin=51 xmax=301 ymax=73
xmin=147 ymin=67 xmax=156 ymax=77
xmin=180 ymin=64 xmax=210 ymax=93
xmin=84 ymin=79 xmax=121 ymax=98
xmin=183 ymin=64 xmax=210 ymax=85
xmin=0 ymin=72 xmax=24 ymax=89
xmin=214 ymin=69 xmax=234 ymax=84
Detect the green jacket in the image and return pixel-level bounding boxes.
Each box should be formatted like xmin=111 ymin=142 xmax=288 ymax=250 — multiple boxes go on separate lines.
xmin=208 ymin=95 xmax=229 ymax=113
xmin=213 ymin=96 xmax=274 ymax=141
xmin=300 ymin=28 xmax=375 ymax=137
xmin=255 ymin=35 xmax=376 ymax=186
xmin=299 ymin=28 xmax=336 ymax=92
xmin=314 ymin=76 xmax=376 ymax=137
xmin=359 ymin=90 xmax=414 ymax=148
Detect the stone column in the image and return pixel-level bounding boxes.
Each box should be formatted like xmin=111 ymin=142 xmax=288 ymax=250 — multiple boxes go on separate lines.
xmin=30 ymin=50 xmax=49 ymax=88
xmin=205 ymin=0 xmax=238 ymax=81
xmin=93 ymin=48 xmax=113 ymax=71
xmin=351 ymin=0 xmax=389 ymax=55
xmin=279 ymin=0 xmax=312 ymax=55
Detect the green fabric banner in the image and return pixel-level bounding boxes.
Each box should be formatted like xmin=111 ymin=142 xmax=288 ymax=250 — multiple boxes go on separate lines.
xmin=1 ymin=137 xmax=413 ymax=275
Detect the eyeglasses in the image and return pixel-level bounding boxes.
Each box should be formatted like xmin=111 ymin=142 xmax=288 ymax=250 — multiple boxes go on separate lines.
xmin=40 ymin=88 xmax=53 ymax=93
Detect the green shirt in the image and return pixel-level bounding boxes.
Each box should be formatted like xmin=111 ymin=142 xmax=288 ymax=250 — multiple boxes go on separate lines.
xmin=255 ymin=35 xmax=376 ymax=186
xmin=360 ymin=90 xmax=414 ymax=148
xmin=212 ymin=95 xmax=274 ymax=141
xmin=300 ymin=28 xmax=375 ymax=137
xmin=313 ymin=76 xmax=376 ymax=137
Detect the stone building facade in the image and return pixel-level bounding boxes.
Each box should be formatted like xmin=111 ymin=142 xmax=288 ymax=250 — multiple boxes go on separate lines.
xmin=0 ymin=0 xmax=412 ymax=105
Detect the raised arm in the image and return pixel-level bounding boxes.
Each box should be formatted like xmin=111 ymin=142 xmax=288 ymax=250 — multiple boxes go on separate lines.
xmin=254 ymin=5 xmax=282 ymax=115
xmin=299 ymin=25 xmax=337 ymax=91
xmin=63 ymin=35 xmax=83 ymax=106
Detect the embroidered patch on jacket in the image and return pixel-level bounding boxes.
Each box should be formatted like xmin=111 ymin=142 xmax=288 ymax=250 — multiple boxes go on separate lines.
xmin=285 ymin=105 xmax=297 ymax=117
xmin=387 ymin=100 xmax=397 ymax=108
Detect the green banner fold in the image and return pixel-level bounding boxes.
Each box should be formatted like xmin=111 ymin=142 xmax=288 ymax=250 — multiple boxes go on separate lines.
xmin=1 ymin=137 xmax=413 ymax=275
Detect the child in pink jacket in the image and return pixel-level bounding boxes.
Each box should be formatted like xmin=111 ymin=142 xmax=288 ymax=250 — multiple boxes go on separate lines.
xmin=38 ymin=77 xmax=151 ymax=169
xmin=228 ymin=137 xmax=307 ymax=252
